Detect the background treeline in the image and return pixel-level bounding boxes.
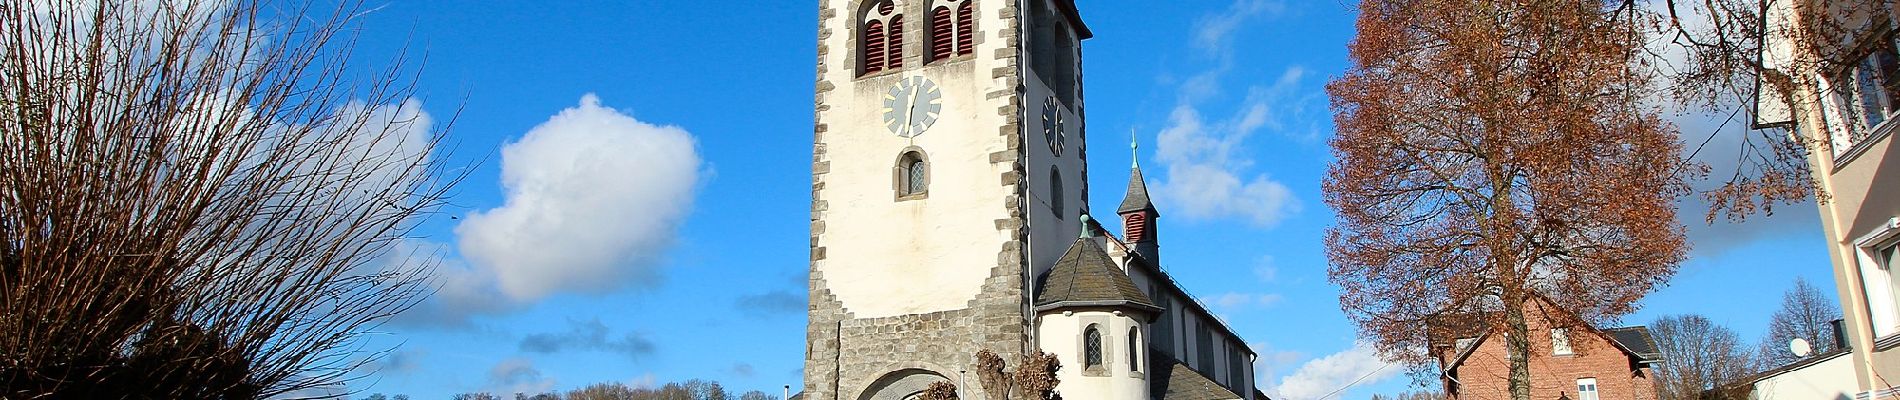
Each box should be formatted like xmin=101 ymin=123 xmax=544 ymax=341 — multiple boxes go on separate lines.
xmin=363 ymin=378 xmax=783 ymax=400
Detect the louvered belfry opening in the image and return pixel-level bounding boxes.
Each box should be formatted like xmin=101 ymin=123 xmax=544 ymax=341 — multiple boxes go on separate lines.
xmin=1124 ymin=213 xmax=1148 ymax=243
xmin=929 ymin=7 xmax=954 ymax=62
xmin=863 ymin=20 xmax=887 ymax=75
xmin=956 ymin=2 xmax=974 ymax=55
xmin=861 ymin=0 xmax=901 ymax=76
xmin=885 ymin=14 xmax=905 ymax=71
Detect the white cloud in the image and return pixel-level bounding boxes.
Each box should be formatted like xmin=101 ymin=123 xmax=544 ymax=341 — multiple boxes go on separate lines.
xmin=1153 ymin=93 xmax=1301 ymax=226
xmin=1267 ymin=341 xmax=1400 ymax=400
xmin=489 ymin=357 xmax=557 ymax=395
xmin=457 ymin=94 xmax=702 ymax=301
xmin=1192 ymin=0 xmax=1287 ymax=53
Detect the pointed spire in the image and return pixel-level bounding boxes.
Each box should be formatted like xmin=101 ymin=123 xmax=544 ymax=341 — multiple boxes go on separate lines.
xmin=1117 ymin=166 xmax=1156 ymax=215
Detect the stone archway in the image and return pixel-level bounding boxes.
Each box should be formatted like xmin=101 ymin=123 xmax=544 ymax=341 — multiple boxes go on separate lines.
xmin=858 ymin=369 xmax=954 ymax=400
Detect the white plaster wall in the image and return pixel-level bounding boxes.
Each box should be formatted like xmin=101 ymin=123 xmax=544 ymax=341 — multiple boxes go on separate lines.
xmin=817 ymin=0 xmax=1025 ymax=318
xmin=1751 ymin=352 xmax=1857 ymax=400
xmin=1038 ymin=311 xmax=1148 ymax=400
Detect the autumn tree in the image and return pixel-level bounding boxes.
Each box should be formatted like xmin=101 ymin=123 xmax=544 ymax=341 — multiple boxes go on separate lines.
xmin=0 ymin=0 xmax=458 ymax=397
xmin=1326 ymin=1 xmax=1694 ymax=399
xmin=1758 ymin=277 xmax=1843 ymax=367
xmin=1650 ymin=315 xmax=1754 ymax=400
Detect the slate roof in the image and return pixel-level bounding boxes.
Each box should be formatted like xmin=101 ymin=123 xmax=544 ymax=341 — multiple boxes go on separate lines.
xmin=1150 ymin=353 xmax=1246 ymax=400
xmin=1034 ymin=237 xmax=1159 ymax=313
xmin=1118 ymin=167 xmax=1157 ymax=214
xmin=1605 ymin=326 xmax=1661 ymax=363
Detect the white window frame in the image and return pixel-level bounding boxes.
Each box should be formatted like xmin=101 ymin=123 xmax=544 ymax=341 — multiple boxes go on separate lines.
xmin=1577 ymin=378 xmax=1600 ymax=400
xmin=1552 ymin=327 xmax=1574 ymax=356
xmin=1856 ymin=217 xmax=1900 ymax=338
xmin=1823 ymin=31 xmax=1900 ymax=162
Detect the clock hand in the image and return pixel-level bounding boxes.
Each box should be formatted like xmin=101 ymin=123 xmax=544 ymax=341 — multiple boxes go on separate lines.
xmin=906 ymin=85 xmax=924 ymax=132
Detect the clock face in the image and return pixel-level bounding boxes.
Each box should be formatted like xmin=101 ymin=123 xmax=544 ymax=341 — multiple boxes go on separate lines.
xmin=1042 ymin=96 xmax=1066 ymax=156
xmin=883 ymin=76 xmax=942 ymax=137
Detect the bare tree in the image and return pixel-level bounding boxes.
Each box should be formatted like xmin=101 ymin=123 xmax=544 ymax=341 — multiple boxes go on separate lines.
xmin=1638 ymin=0 xmax=1891 ymax=220
xmin=0 ymin=0 xmax=460 ymax=398
xmin=1326 ymin=1 xmax=1694 ymax=399
xmin=970 ymin=349 xmax=1061 ymax=400
xmin=1759 ymin=277 xmax=1843 ymax=367
xmin=1650 ymin=315 xmax=1754 ymax=400
xmin=915 ymin=382 xmax=959 ymax=400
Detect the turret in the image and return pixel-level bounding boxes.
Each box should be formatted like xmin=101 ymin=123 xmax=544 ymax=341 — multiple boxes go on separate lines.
xmin=1034 ymin=216 xmax=1157 ymax=400
xmin=1118 ymin=151 xmax=1159 ymax=264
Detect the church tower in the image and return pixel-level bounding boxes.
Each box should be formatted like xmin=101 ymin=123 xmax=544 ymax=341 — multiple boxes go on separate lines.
xmin=805 ymin=0 xmax=1093 ymax=399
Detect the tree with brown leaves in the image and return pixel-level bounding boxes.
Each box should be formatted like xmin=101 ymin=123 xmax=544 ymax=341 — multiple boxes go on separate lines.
xmin=0 ymin=0 xmax=459 ymax=397
xmin=1326 ymin=1 xmax=1694 ymax=399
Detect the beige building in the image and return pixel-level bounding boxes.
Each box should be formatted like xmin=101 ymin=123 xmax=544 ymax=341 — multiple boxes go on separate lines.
xmin=802 ymin=1 xmax=1262 ymax=399
xmin=1754 ymin=1 xmax=1900 ymax=398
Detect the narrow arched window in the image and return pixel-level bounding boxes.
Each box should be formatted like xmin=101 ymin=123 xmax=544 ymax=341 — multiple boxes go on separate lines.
xmin=886 ymin=14 xmax=905 ymax=71
xmin=1128 ymin=327 xmax=1141 ymax=372
xmin=895 ymin=149 xmax=929 ymax=199
xmin=929 ymin=6 xmax=955 ymax=62
xmin=1048 ymin=167 xmax=1063 ymax=218
xmin=860 ymin=0 xmax=901 ymax=76
xmin=956 ymin=1 xmax=974 ymax=55
xmin=1084 ymin=324 xmax=1103 ymax=369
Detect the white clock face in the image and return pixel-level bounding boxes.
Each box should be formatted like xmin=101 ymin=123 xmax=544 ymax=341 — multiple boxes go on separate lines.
xmin=883 ymin=76 xmax=942 ymax=137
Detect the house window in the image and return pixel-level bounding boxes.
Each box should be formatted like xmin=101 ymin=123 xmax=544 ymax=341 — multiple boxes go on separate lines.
xmin=1048 ymin=167 xmax=1063 ymax=218
xmin=1128 ymin=327 xmax=1141 ymax=372
xmin=1829 ymin=32 xmax=1900 ymax=155
xmin=860 ymin=1 xmax=903 ymax=76
xmin=896 ymin=150 xmax=928 ymax=198
xmin=1084 ymin=324 xmax=1103 ymax=369
xmin=1857 ymin=218 xmax=1900 ymax=337
xmin=1552 ymin=328 xmax=1573 ymax=356
xmin=1577 ymin=378 xmax=1599 ymax=400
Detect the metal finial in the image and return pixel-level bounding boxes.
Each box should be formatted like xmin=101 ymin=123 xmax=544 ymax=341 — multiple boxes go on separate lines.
xmin=1130 ymin=129 xmax=1140 ymax=168
xmin=1080 ymin=214 xmax=1093 ymax=238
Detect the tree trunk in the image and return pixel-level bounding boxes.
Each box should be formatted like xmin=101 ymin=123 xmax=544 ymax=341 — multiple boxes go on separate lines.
xmin=1504 ymin=296 xmax=1533 ymax=400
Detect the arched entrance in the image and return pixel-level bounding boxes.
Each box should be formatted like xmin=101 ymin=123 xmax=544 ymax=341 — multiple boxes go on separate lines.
xmin=858 ymin=369 xmax=954 ymax=400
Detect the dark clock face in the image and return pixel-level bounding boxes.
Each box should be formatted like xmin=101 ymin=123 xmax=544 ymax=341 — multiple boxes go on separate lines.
xmin=882 ymin=76 xmax=942 ymax=137
xmin=1042 ymin=97 xmax=1065 ymax=156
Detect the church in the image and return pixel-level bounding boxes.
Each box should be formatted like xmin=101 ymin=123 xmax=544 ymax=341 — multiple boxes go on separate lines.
xmin=804 ymin=1 xmax=1263 ymax=399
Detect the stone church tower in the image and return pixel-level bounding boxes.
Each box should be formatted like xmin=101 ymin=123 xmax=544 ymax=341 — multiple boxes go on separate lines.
xmin=805 ymin=0 xmax=1092 ymax=398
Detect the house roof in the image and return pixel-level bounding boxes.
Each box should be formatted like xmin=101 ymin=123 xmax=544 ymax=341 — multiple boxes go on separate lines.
xmin=1604 ymin=326 xmax=1661 ymax=363
xmin=1150 ymin=353 xmax=1246 ymax=400
xmin=1117 ymin=167 xmax=1156 ymax=214
xmin=1433 ymin=298 xmax=1663 ymax=372
xmin=1034 ymin=236 xmax=1159 ymax=313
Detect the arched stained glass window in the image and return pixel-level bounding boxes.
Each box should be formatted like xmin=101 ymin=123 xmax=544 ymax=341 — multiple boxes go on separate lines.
xmin=1084 ymin=324 xmax=1103 ymax=368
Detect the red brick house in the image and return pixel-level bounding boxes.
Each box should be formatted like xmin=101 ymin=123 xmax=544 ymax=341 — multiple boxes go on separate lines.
xmin=1432 ymin=298 xmax=1662 ymax=400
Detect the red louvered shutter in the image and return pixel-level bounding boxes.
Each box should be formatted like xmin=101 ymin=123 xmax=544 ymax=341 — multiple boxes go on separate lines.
xmin=956 ymin=2 xmax=974 ymax=55
xmin=886 ymin=15 xmax=904 ymax=70
xmin=1125 ymin=213 xmax=1148 ymax=243
xmin=877 ymin=1 xmax=893 ymax=15
xmin=864 ymin=21 xmax=886 ymax=75
xmin=930 ymin=7 xmax=953 ymax=62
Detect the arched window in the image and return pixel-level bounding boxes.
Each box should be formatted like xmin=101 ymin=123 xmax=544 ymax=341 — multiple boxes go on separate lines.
xmin=927 ymin=0 xmax=976 ymax=63
xmin=1128 ymin=327 xmax=1141 ymax=372
xmin=860 ymin=1 xmax=902 ymax=76
xmin=956 ymin=1 xmax=974 ymax=55
xmin=1083 ymin=324 xmax=1103 ymax=369
xmin=1048 ymin=167 xmax=1063 ymax=218
xmin=895 ymin=149 xmax=928 ymax=199
xmin=929 ymin=6 xmax=955 ymax=61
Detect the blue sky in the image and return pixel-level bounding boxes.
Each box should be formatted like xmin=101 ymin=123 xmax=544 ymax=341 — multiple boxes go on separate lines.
xmin=336 ymin=1 xmax=1836 ymax=398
